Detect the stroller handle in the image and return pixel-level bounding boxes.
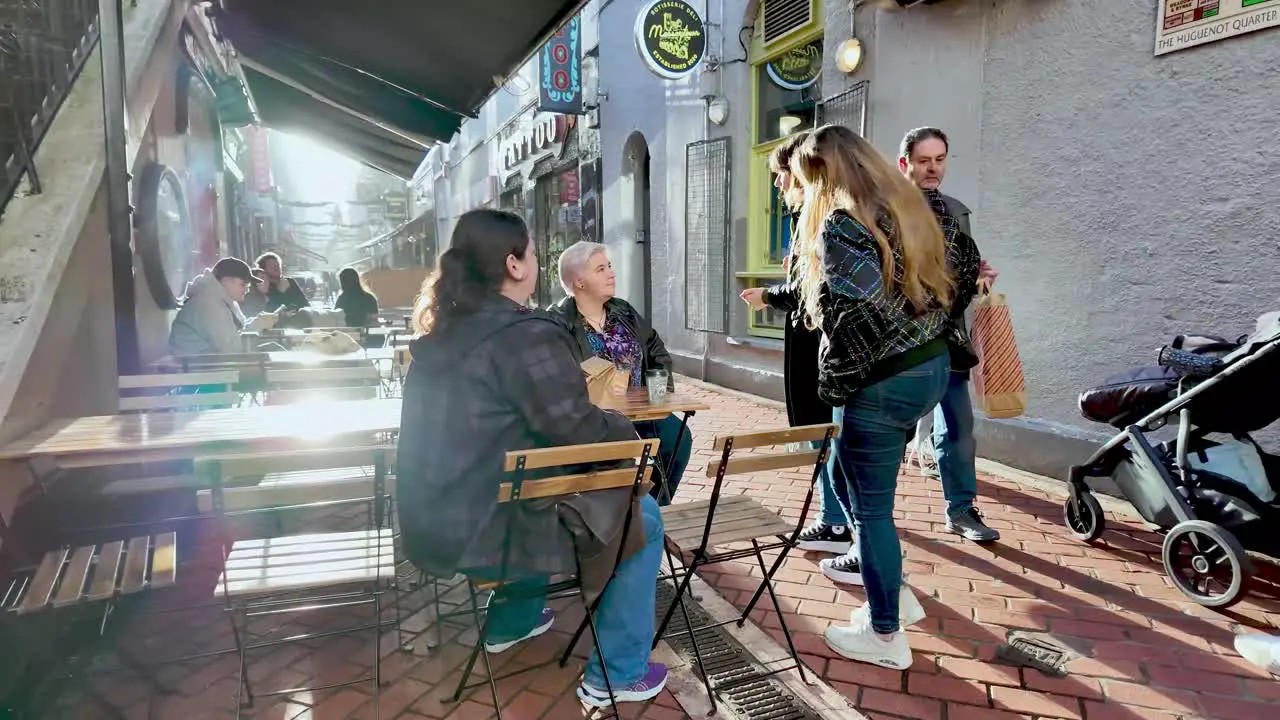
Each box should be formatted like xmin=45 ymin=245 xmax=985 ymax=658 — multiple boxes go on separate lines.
xmin=1158 ymin=346 xmax=1224 ymax=378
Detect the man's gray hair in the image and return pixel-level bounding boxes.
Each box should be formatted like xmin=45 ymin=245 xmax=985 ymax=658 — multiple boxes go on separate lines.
xmin=558 ymin=240 xmax=608 ymax=295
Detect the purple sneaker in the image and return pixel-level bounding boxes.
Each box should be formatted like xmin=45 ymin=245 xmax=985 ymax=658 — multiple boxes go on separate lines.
xmin=484 ymin=608 xmax=554 ymax=653
xmin=577 ymin=662 xmax=668 ymax=708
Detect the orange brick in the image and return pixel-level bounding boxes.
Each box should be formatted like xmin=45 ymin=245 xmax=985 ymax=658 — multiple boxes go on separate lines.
xmin=858 ymin=688 xmax=943 ymax=720
xmin=1101 ymin=680 xmax=1200 ymax=713
xmin=990 ymin=686 xmax=1083 ymax=719
xmin=906 ymin=672 xmax=989 ymax=705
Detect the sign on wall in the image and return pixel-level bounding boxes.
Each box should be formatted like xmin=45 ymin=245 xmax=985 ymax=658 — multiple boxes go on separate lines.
xmin=635 ymin=0 xmax=707 ymax=79
xmin=1155 ymin=0 xmax=1279 ymax=55
xmin=499 ymin=112 xmax=575 ymax=178
xmin=765 ymin=39 xmax=822 ymax=90
xmin=539 ymin=15 xmax=583 ymax=114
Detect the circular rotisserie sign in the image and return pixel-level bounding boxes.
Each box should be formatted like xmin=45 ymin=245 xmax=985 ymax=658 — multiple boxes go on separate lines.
xmin=766 ymin=39 xmax=823 ymax=91
xmin=635 ymin=0 xmax=706 ymax=80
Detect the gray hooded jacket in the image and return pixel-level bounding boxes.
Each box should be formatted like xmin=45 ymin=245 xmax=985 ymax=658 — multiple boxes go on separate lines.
xmin=168 ymin=272 xmax=248 ymax=356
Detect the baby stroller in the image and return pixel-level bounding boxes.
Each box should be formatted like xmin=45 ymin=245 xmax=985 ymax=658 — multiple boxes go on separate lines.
xmin=1067 ymin=312 xmax=1280 ymax=608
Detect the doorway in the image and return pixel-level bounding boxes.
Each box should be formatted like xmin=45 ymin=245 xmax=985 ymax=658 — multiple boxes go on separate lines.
xmin=622 ymin=132 xmax=652 ymax=317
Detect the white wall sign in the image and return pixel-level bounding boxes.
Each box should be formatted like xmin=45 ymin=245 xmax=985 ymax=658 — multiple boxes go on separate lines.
xmin=500 ymin=112 xmax=570 ymax=176
xmin=1155 ymin=0 xmax=1280 ymax=55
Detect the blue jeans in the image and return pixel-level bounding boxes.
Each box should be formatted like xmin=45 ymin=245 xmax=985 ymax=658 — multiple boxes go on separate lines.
xmin=635 ymin=415 xmax=693 ymax=506
xmin=485 ymin=495 xmax=664 ymax=688
xmin=932 ymin=372 xmax=978 ymax=516
xmin=819 ymin=443 xmax=852 ymax=527
xmin=830 ymin=353 xmax=948 ymax=633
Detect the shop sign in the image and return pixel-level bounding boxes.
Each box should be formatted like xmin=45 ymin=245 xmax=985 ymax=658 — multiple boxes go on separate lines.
xmin=539 ymin=15 xmax=583 ymax=114
xmin=1155 ymin=0 xmax=1280 ymax=55
xmin=634 ymin=0 xmax=707 ymax=80
xmin=246 ymin=125 xmax=272 ymax=193
xmin=500 ymin=112 xmax=573 ymax=175
xmin=766 ymin=40 xmax=822 ymax=91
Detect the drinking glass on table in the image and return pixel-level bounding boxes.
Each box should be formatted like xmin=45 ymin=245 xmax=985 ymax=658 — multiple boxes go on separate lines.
xmin=646 ymin=369 xmax=669 ymax=405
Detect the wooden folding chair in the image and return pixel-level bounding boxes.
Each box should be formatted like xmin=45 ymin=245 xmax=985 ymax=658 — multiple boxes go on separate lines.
xmin=201 ymin=446 xmax=396 ymax=719
xmin=263 ymin=365 xmax=382 ymax=405
xmin=449 ymin=438 xmax=659 ymax=719
xmin=654 ymin=423 xmax=838 ymax=711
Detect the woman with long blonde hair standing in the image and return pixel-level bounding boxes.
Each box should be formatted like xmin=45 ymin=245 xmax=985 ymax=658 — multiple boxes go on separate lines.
xmin=787 ymin=125 xmax=955 ymax=669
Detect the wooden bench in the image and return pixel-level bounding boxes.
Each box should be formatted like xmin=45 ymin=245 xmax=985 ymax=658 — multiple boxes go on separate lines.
xmin=194 ymin=446 xmax=396 ymax=514
xmin=3 ymin=533 xmax=178 ymax=614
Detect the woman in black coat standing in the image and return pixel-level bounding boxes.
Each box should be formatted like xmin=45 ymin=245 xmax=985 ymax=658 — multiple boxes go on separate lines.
xmin=740 ymin=131 xmax=853 ymax=554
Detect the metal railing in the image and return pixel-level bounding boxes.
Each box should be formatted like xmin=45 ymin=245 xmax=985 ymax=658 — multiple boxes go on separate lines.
xmin=0 ymin=0 xmax=100 ymax=219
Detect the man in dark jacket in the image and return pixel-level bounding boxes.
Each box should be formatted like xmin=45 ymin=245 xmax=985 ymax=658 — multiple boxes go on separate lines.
xmin=739 ymin=132 xmax=852 ymax=555
xmin=899 ymin=126 xmax=1000 ymax=543
xmin=256 ymin=251 xmax=311 ymax=311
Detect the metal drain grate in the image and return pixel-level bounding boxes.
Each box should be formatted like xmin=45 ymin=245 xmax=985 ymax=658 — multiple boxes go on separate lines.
xmin=656 ymin=583 xmax=820 ymax=720
xmin=995 ymin=632 xmax=1077 ymax=678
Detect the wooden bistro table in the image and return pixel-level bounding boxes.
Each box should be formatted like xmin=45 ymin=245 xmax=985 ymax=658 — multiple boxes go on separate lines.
xmin=599 ymin=390 xmax=709 ymax=502
xmin=0 ymin=399 xmax=403 ymax=471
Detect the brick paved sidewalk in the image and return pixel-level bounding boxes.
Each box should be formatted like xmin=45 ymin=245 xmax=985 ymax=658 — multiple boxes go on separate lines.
xmin=672 ymin=380 xmax=1280 ymax=720
xmin=48 ymin=380 xmax=1280 ymax=719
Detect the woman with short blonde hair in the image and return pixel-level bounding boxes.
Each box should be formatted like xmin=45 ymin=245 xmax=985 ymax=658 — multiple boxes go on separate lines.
xmin=780 ymin=124 xmax=959 ymax=670
xmin=550 ymin=241 xmax=693 ymax=505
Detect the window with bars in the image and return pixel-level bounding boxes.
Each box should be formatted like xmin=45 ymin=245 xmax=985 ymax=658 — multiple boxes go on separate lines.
xmin=817 ymin=81 xmax=869 ymax=136
xmin=684 ymin=138 xmax=730 ymax=334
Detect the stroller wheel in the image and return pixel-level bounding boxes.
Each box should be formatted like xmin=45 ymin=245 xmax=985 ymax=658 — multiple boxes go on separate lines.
xmin=1064 ymin=492 xmax=1105 ymax=542
xmin=1162 ymin=520 xmax=1252 ymax=609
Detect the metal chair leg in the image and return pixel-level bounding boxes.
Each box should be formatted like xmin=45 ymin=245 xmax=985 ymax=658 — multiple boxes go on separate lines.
xmin=372 ymin=590 xmax=383 ymax=720
xmin=739 ymin=536 xmax=791 ymax=623
xmin=449 ymin=585 xmax=488 ymax=704
xmin=583 ymin=600 xmax=619 ymax=716
xmin=748 ymin=540 xmax=808 ymax=684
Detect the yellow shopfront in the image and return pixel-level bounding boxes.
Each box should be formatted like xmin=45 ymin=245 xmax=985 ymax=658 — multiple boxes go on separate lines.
xmin=739 ymin=0 xmax=824 ymax=338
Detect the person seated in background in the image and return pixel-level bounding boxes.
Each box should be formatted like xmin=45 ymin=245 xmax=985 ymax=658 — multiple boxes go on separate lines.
xmin=169 ymin=258 xmax=278 ymax=355
xmin=256 ymin=251 xmax=310 ymax=311
xmin=549 ymin=241 xmax=693 ymax=506
xmin=334 ymin=267 xmax=380 ymax=327
xmin=239 ymin=271 xmax=270 ymax=318
xmin=396 ymin=209 xmax=668 ymax=707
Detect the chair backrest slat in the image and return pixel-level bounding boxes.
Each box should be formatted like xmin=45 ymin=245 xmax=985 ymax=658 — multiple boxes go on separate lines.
xmin=266 ymin=366 xmax=381 ymax=385
xmin=120 ymin=371 xmax=240 ymax=389
xmin=712 ymin=423 xmax=839 ymax=452
xmin=197 ymin=445 xmax=397 ymax=479
xmin=706 ymin=449 xmax=822 ymax=478
xmin=503 ymin=438 xmax=659 ymax=472
xmin=119 ymin=392 xmax=242 ymax=412
xmin=498 ymin=466 xmax=653 ymax=503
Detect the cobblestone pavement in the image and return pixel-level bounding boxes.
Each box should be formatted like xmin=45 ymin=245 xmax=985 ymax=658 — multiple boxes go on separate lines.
xmin=58 ymin=380 xmax=1280 ymax=719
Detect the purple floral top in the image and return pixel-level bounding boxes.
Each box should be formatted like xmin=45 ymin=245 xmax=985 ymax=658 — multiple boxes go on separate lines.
xmin=584 ymin=315 xmax=644 ymax=387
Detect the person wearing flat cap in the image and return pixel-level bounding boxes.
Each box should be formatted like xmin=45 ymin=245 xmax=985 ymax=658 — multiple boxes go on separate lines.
xmin=169 ymin=258 xmax=280 ymax=355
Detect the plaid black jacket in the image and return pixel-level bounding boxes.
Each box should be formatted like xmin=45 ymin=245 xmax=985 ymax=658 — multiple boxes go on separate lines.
xmin=397 ymin=297 xmax=637 ymax=579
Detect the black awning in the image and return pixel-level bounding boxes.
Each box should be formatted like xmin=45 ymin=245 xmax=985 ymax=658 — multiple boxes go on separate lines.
xmin=243 ymin=68 xmax=425 ymax=179
xmin=216 ymin=0 xmax=587 ymax=128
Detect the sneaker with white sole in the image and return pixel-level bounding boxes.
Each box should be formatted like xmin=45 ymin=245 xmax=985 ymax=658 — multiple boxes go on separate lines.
xmin=849 ymin=585 xmax=927 ymax=628
xmin=577 ymin=662 xmax=668 ymax=708
xmin=1234 ymin=633 xmax=1280 ymax=676
xmin=824 ymin=618 xmax=913 ymax=669
xmin=484 ymin=607 xmax=555 ymax=653
xmin=819 ymin=553 xmax=863 ymax=585
xmin=796 ymin=522 xmax=853 ymax=554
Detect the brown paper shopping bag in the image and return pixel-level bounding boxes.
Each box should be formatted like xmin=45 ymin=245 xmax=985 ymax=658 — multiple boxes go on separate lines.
xmin=582 ymin=357 xmax=629 ymax=406
xmin=969 ymin=292 xmax=1027 ymax=419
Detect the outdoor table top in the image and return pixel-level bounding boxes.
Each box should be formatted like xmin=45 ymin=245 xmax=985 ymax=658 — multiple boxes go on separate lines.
xmin=597 ymin=391 xmax=709 ymax=422
xmin=0 ymin=392 xmax=707 ymax=467
xmin=0 ymin=399 xmax=401 ymax=467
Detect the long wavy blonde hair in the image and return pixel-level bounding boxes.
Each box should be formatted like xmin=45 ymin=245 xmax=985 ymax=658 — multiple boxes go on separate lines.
xmin=790 ymin=125 xmax=954 ymax=329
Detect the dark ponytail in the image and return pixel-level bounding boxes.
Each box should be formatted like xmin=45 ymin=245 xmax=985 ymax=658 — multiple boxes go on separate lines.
xmin=413 ymin=209 xmax=531 ymax=334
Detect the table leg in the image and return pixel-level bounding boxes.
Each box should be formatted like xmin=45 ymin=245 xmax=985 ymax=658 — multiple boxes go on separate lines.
xmin=655 ymin=411 xmax=694 ymax=505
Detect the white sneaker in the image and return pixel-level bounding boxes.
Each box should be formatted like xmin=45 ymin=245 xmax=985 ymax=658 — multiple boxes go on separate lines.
xmin=849 ymin=585 xmax=927 ymax=629
xmin=1234 ymin=633 xmax=1280 ymax=676
xmin=824 ymin=618 xmax=913 ymax=669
